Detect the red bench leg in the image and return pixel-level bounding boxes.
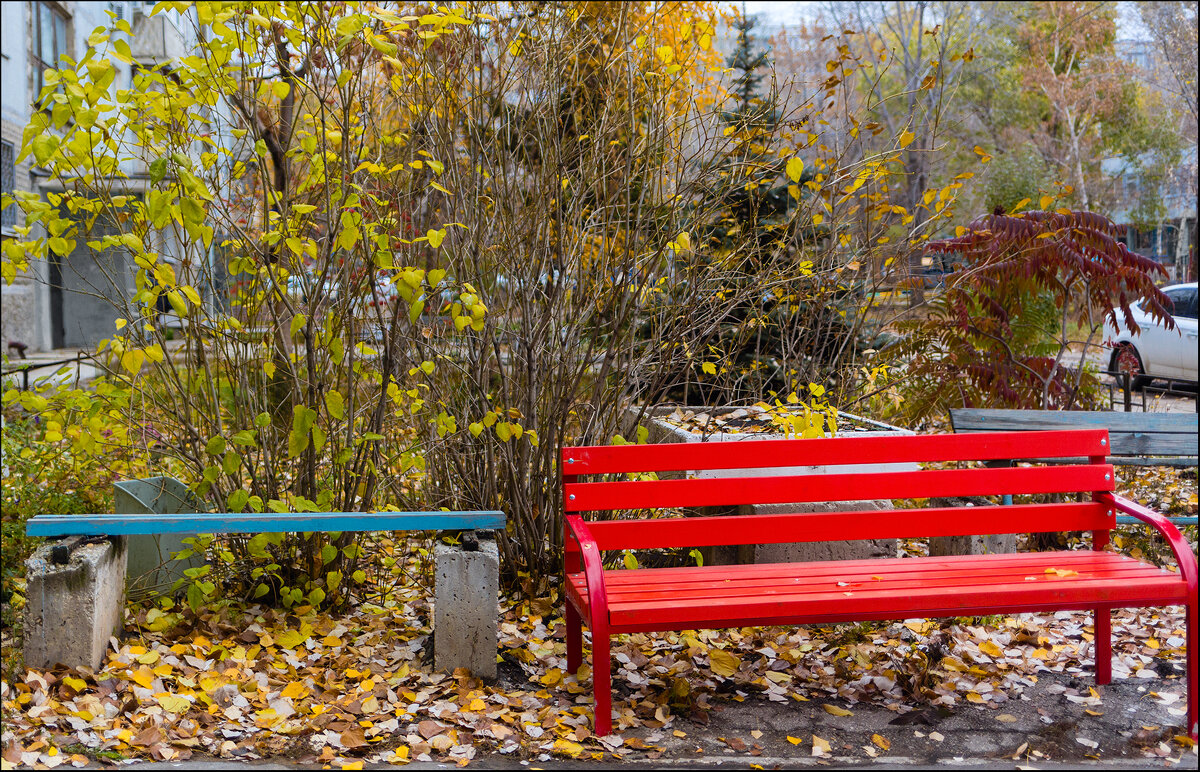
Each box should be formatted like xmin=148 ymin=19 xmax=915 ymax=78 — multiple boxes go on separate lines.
xmin=1187 ymin=599 xmax=1197 ymax=740
xmin=566 ymin=602 xmax=582 ymax=673
xmin=1094 ymin=607 xmax=1111 ymax=686
xmin=592 ymin=622 xmax=613 ymax=736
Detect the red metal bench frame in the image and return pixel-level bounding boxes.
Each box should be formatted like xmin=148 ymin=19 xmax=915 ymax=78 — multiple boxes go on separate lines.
xmin=560 ymin=430 xmax=1197 ymax=738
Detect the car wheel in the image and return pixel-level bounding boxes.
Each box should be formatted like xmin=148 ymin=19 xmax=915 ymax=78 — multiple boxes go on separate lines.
xmin=1109 ymin=343 xmax=1149 ymax=390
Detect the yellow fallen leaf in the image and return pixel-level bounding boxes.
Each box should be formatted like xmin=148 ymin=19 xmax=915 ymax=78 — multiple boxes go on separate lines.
xmin=391 ymin=746 xmax=410 ymax=762
xmin=131 ymin=666 xmax=155 ymax=689
xmin=996 ymin=714 xmax=1017 ymax=723
xmin=360 ymin=695 xmax=379 ymax=713
xmin=323 ymin=636 xmax=343 ymax=647
xmin=811 ymin=735 xmax=831 ymax=757
xmin=1173 ymin=735 xmax=1196 ymax=748
xmin=709 ymin=648 xmax=741 ymax=677
xmin=1085 ymin=709 xmax=1104 ymax=716
xmin=340 ymin=762 xmax=364 ymax=771
xmin=553 ymin=738 xmax=584 ymax=757
xmin=872 ymin=733 xmax=890 ymax=750
xmin=540 ymin=668 xmax=563 ymax=686
xmin=156 ymin=693 xmax=192 ymax=713
xmin=276 ymin=630 xmax=307 ymax=649
xmin=136 ymin=651 xmax=160 ymax=665
xmin=281 ymin=681 xmax=308 ymax=699
xmin=62 ymin=676 xmax=87 ymax=692
xmin=787 ymin=736 xmax=803 ymax=745
xmin=1146 ymin=637 xmax=1159 ymax=649
xmin=468 ymin=698 xmax=487 ymax=711
xmin=823 ymin=704 xmax=853 ymax=717
xmin=979 ymin=640 xmax=1004 ymax=657
xmin=966 ymin=692 xmax=985 ymax=703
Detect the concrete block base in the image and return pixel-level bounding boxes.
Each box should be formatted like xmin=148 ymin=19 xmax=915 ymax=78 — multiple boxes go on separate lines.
xmin=24 ymin=537 xmax=127 ymax=671
xmin=927 ymin=498 xmax=1017 ymax=556
xmin=929 ymin=534 xmax=1017 ymax=557
xmin=433 ymin=539 xmax=499 ymax=680
xmin=697 ymin=501 xmax=898 ymax=566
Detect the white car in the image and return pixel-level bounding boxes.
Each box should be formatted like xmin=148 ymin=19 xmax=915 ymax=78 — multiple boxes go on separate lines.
xmin=1106 ymin=282 xmax=1198 ymax=386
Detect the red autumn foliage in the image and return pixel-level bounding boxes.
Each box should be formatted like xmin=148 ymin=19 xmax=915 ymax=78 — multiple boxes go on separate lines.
xmin=896 ymin=208 xmax=1173 ymax=418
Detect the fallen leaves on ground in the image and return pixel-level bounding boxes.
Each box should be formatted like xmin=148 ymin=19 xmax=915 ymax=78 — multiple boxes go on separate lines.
xmin=1 ymin=462 xmax=1194 ymax=767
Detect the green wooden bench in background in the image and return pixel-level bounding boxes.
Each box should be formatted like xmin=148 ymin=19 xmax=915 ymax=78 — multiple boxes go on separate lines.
xmin=950 ymin=409 xmax=1197 ymax=526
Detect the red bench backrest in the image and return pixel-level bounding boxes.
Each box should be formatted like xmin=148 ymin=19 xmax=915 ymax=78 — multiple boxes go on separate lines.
xmin=561 ymin=430 xmax=1115 ymax=547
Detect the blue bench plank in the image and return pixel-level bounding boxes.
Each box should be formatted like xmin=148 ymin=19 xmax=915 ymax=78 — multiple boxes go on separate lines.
xmin=26 ymin=511 xmax=506 ymax=537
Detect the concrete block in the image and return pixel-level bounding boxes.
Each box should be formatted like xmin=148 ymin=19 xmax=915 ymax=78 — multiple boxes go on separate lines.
xmin=929 ymin=533 xmax=1017 ymax=557
xmin=927 ymin=497 xmax=1017 ymax=556
xmin=24 ymin=537 xmax=127 ymax=671
xmin=433 ymin=539 xmax=499 ymax=680
xmin=698 ymin=500 xmax=897 ymax=565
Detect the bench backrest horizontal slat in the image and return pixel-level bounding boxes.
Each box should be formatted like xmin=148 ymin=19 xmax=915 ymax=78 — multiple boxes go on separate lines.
xmin=561 ymin=429 xmax=1109 ymax=475
xmin=575 ymin=502 xmax=1113 ymax=550
xmin=564 ymin=463 xmax=1113 ymax=513
xmin=26 ymin=511 xmax=506 ymax=537
xmin=950 ymin=409 xmax=1198 ymax=459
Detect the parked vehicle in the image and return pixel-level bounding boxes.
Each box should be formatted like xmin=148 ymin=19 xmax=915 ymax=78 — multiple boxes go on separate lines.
xmin=1106 ymin=282 xmax=1198 ymax=387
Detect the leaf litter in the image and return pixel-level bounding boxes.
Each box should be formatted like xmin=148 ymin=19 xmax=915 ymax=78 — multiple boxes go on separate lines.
xmin=1 ymin=463 xmax=1195 ymax=768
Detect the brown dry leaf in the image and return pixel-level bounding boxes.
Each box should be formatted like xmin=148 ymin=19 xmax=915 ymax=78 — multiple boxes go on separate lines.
xmin=996 ymin=714 xmax=1018 ymax=723
xmin=418 ymin=720 xmax=447 ymax=740
xmin=340 ymin=726 xmax=367 ymax=749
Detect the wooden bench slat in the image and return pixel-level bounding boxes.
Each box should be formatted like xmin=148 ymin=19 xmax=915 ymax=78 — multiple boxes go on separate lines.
xmin=949 ymin=409 xmax=1198 ymax=435
xmin=564 ymin=464 xmax=1114 ymax=512
xmin=562 ymin=430 xmax=1109 ymax=475
xmin=26 ymin=511 xmax=506 ymax=537
xmin=578 ymin=502 xmax=1111 ymax=549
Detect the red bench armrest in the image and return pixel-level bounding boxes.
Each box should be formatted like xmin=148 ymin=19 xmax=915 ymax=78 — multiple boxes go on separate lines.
xmin=1101 ymin=493 xmax=1197 ymax=595
xmin=565 ymin=515 xmax=610 ymax=625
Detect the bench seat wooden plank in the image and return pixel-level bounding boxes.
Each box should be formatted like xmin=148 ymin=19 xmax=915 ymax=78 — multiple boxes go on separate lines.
xmin=950 ymin=409 xmax=1198 ymax=434
xmin=580 ymin=502 xmax=1112 ymax=549
xmin=949 ymin=409 xmax=1198 ymax=463
xmin=26 ymin=511 xmax=506 ymax=537
xmin=566 ymin=464 xmax=1114 ymax=512
xmin=568 ymin=553 xmax=1187 ymax=631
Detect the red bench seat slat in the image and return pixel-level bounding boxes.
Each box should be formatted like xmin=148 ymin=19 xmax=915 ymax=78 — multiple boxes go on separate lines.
xmin=567 ymin=552 xmax=1187 ymax=631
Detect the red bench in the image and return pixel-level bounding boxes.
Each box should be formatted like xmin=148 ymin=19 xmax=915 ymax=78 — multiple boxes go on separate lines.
xmin=560 ymin=430 xmax=1196 ymax=738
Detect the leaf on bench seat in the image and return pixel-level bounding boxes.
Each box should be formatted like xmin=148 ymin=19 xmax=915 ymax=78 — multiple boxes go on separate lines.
xmin=1045 ymin=568 xmax=1080 ymax=578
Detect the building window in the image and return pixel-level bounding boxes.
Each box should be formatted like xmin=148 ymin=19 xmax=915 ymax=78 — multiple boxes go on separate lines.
xmin=1 ymin=141 xmax=15 ymax=232
xmin=32 ymin=2 xmax=70 ymax=105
